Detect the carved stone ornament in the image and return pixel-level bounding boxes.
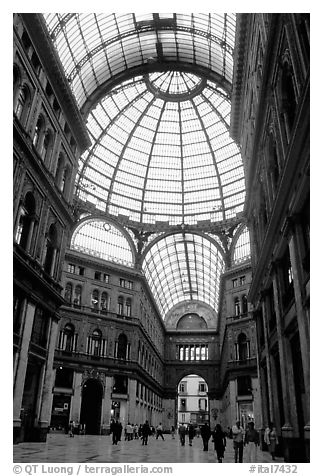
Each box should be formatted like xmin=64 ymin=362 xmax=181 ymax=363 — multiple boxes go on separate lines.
xmin=82 ymin=369 xmax=106 ymax=391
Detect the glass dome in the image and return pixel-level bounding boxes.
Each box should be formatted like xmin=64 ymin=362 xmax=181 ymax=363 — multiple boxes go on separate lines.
xmin=75 ymin=71 xmax=245 ymax=228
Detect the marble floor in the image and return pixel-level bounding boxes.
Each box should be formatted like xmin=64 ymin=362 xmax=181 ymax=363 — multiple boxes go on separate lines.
xmin=13 ymin=433 xmax=284 ymax=464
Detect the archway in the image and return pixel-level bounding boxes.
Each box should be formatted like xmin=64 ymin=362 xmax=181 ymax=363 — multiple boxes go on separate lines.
xmin=80 ymin=379 xmax=103 ymax=434
xmin=177 ymin=374 xmax=209 ymax=431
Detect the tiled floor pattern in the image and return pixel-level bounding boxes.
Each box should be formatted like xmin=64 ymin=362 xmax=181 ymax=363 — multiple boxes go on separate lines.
xmin=13 ymin=433 xmax=284 ymax=464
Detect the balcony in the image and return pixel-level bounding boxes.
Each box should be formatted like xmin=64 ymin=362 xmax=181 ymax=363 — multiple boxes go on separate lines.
xmin=226 ymin=357 xmax=257 ymax=370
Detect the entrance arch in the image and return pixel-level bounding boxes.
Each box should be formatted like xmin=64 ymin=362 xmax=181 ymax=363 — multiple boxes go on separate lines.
xmin=177 ymin=374 xmax=209 ymax=429
xmin=80 ymin=378 xmax=103 ymax=434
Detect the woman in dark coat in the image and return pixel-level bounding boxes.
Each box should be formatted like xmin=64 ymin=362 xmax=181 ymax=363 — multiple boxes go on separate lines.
xmin=212 ymin=424 xmax=226 ymax=462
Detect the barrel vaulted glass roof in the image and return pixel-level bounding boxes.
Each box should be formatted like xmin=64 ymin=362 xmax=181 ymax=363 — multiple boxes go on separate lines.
xmin=41 ymin=13 xmax=246 ymax=318
xmin=142 ymin=232 xmax=225 ymax=318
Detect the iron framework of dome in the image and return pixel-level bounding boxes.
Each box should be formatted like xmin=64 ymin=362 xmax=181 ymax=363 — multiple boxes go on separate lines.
xmin=43 ymin=13 xmax=247 ymax=319
xmin=43 ymin=13 xmax=244 ymax=230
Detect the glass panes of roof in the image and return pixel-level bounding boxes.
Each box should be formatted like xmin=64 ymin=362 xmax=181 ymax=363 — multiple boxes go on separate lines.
xmin=75 ymin=71 xmax=244 ymax=227
xmin=142 ymin=232 xmax=225 ymax=319
xmin=71 ymin=219 xmax=134 ymax=267
xmin=233 ymin=226 xmax=251 ymax=265
xmin=43 ymin=13 xmax=236 ymax=108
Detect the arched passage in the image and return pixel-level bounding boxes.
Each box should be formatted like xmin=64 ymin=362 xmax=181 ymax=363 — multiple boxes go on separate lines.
xmin=177 ymin=374 xmax=209 ymax=430
xmin=80 ymin=379 xmax=103 ymax=434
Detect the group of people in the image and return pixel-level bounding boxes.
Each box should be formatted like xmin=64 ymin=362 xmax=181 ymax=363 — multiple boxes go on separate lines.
xmin=232 ymin=420 xmax=278 ymax=463
xmin=110 ymin=418 xmax=278 ymax=463
xmin=110 ymin=420 xmax=165 ymax=445
xmin=178 ymin=422 xmax=226 ymax=462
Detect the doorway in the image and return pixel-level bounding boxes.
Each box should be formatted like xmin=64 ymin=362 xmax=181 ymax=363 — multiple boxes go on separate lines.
xmin=80 ymin=378 xmax=103 ymax=434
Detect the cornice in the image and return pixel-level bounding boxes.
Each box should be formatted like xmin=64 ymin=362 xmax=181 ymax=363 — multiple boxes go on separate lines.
xmin=20 ymin=14 xmax=91 ymax=153
xmin=230 ymin=13 xmax=251 ymax=143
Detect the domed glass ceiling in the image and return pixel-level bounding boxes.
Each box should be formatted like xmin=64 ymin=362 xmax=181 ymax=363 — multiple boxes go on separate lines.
xmin=75 ymin=71 xmax=244 ymax=226
xmin=41 ymin=12 xmax=246 ymax=318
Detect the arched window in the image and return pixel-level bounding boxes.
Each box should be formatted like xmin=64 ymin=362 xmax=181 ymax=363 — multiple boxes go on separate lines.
xmin=91 ymin=329 xmax=102 ymax=356
xmin=241 ymin=295 xmax=248 ymax=314
xmin=60 ymin=165 xmax=70 ymax=194
xmin=100 ymin=292 xmax=108 ymax=313
xmin=40 ymin=129 xmax=52 ymax=161
xmin=234 ymin=297 xmax=240 ymax=316
xmin=15 ymin=192 xmax=35 ymax=251
xmin=33 ymin=116 xmax=45 ymax=149
xmin=237 ymin=333 xmax=249 ymax=361
xmin=64 ymin=323 xmax=75 ymax=352
xmin=117 ymin=333 xmax=127 ymax=359
xmin=118 ymin=296 xmax=124 ymax=315
xmin=91 ymin=289 xmax=99 ymax=311
xmin=55 ymin=153 xmax=65 ymax=183
xmin=43 ymin=224 xmax=57 ymax=276
xmin=74 ymin=285 xmax=82 ymax=307
xmin=64 ymin=282 xmax=73 ymax=304
xmin=15 ymin=84 xmax=30 ymax=124
xmin=125 ymin=298 xmax=132 ymax=317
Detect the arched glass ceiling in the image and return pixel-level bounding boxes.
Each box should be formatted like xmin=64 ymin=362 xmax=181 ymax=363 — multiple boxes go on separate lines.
xmin=75 ymin=71 xmax=245 ymax=227
xmin=142 ymin=232 xmax=225 ymax=318
xmin=71 ymin=218 xmax=134 ymax=267
xmin=43 ymin=13 xmax=236 ymax=108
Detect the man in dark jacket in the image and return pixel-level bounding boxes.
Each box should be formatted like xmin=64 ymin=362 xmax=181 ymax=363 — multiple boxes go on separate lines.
xmin=110 ymin=419 xmax=122 ymax=445
xmin=200 ymin=423 xmax=211 ymax=451
xmin=141 ymin=420 xmax=151 ymax=445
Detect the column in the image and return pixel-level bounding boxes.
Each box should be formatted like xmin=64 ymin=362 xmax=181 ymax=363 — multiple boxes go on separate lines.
xmin=287 ymin=221 xmax=310 ymax=426
xmin=272 ymin=267 xmax=295 ymax=436
xmin=128 ymin=378 xmax=137 ymax=424
xmin=101 ymin=375 xmax=113 ymax=434
xmin=13 ymin=300 xmax=35 ymax=442
xmin=70 ymin=372 xmax=83 ymax=423
xmin=261 ymin=296 xmax=274 ymax=421
xmin=37 ymin=317 xmax=59 ymax=441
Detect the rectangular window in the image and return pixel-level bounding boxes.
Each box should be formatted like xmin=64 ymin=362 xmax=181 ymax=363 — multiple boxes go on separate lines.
xmin=120 ymin=278 xmax=133 ymax=289
xmin=180 ymin=398 xmax=186 ymax=411
xmin=199 ymin=399 xmax=207 ymax=411
xmin=199 ymin=382 xmax=206 ymax=393
xmin=179 ymin=382 xmax=187 ymax=393
xmin=94 ymin=271 xmax=101 ymax=280
xmin=104 ymin=273 xmax=109 ymax=283
xmin=78 ymin=267 xmax=85 ymax=276
xmin=240 ymin=276 xmax=246 ymax=285
xmin=232 ymin=278 xmax=238 ymax=287
xmin=67 ymin=263 xmax=75 ymax=273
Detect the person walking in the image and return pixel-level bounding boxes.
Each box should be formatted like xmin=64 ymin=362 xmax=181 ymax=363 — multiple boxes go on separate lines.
xmin=133 ymin=423 xmax=139 ymax=439
xmin=141 ymin=420 xmax=151 ymax=445
xmin=264 ymin=422 xmax=279 ymax=460
xmin=188 ymin=423 xmax=195 ymax=446
xmin=171 ymin=425 xmax=175 ymax=439
xmin=68 ymin=420 xmax=75 ymax=437
xmin=178 ymin=423 xmax=186 ymax=446
xmin=200 ymin=422 xmax=211 ymax=451
xmin=126 ymin=422 xmax=133 ymax=441
xmin=156 ymin=422 xmax=165 ymax=440
xmin=212 ymin=423 xmax=226 ymax=463
xmin=111 ymin=419 xmax=120 ymax=445
xmin=244 ymin=421 xmax=260 ymax=463
xmin=232 ymin=420 xmax=244 ymax=463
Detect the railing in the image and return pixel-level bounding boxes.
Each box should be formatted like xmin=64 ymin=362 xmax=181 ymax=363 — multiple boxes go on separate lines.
xmin=62 ymin=303 xmax=134 ymax=321
xmin=14 ymin=243 xmax=62 ymax=294
xmin=226 ymin=357 xmax=257 ymax=369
